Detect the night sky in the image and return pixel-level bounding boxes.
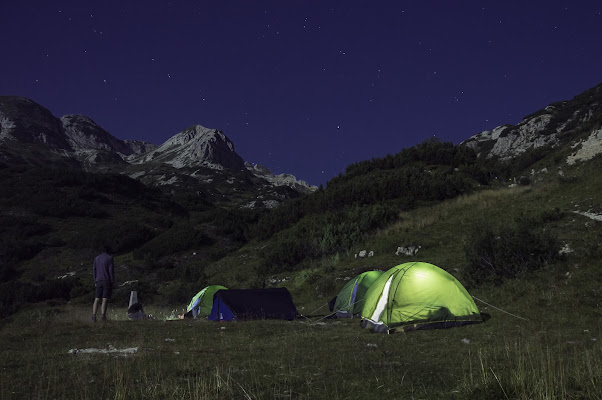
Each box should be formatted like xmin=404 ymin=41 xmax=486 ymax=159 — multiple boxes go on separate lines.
xmin=2 ymin=1 xmax=601 ymax=185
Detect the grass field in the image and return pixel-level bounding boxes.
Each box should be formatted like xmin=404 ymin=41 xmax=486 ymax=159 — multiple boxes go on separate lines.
xmin=2 ymin=166 xmax=601 ymax=399
xmin=1 ymin=257 xmax=599 ymax=400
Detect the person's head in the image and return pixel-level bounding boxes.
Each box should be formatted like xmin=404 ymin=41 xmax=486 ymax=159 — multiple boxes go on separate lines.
xmin=101 ymin=244 xmax=112 ymax=254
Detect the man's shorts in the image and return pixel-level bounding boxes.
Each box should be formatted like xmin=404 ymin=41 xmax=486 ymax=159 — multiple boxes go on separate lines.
xmin=95 ymin=280 xmax=113 ymax=299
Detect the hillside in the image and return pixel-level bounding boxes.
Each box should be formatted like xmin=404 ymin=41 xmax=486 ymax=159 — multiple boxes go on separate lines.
xmin=0 ymin=84 xmax=601 ymax=398
xmin=1 ymin=144 xmax=600 ymax=399
xmin=0 ymin=138 xmax=490 ymax=314
xmin=1 ymin=83 xmax=602 ymax=315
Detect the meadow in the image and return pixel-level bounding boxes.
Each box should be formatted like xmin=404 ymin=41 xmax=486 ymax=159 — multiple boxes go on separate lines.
xmin=1 ymin=239 xmax=599 ymax=400
xmin=2 ymin=156 xmax=601 ymax=399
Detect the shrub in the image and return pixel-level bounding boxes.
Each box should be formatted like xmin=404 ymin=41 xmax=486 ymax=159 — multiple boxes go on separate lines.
xmin=262 ymin=238 xmax=311 ymax=272
xmin=0 ymin=277 xmax=82 ymax=318
xmin=158 ymin=281 xmax=198 ymax=306
xmin=0 ymin=216 xmax=50 ymax=267
xmin=0 ymin=265 xmax=20 ymax=282
xmin=464 ymin=217 xmax=562 ymax=286
xmin=517 ymin=176 xmax=531 ymax=186
xmin=69 ymin=220 xmax=157 ymax=254
xmin=133 ymin=225 xmax=214 ymax=261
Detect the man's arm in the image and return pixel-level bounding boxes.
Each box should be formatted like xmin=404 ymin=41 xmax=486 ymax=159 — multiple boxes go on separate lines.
xmin=109 ymin=257 xmax=115 ymax=284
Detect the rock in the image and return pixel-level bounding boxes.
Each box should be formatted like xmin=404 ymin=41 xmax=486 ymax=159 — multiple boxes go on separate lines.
xmin=396 ymin=245 xmax=421 ymax=256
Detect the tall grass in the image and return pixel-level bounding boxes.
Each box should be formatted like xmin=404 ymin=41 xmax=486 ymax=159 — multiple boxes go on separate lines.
xmin=386 ymin=187 xmax=528 ymax=234
xmin=1 ymin=304 xmax=599 ymax=399
xmin=463 ymin=337 xmax=600 ymax=399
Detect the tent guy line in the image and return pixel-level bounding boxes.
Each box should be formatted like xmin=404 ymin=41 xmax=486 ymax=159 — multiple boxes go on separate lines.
xmin=472 ymin=295 xmax=529 ymax=321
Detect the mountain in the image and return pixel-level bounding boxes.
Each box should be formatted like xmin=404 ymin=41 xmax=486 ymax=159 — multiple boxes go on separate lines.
xmin=0 ymin=96 xmax=71 ymax=150
xmin=245 ymin=162 xmax=317 ymax=195
xmin=0 ymin=96 xmax=316 ymax=207
xmin=130 ymin=125 xmax=244 ymax=170
xmin=462 ymin=83 xmax=602 ymax=166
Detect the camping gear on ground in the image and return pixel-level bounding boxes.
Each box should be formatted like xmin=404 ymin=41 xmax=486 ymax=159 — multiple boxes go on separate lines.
xmin=332 ymin=270 xmax=383 ymax=318
xmin=186 ymin=285 xmax=228 ymax=318
xmin=361 ymin=262 xmax=482 ymax=333
xmin=209 ymin=287 xmax=298 ymax=321
xmin=127 ymin=291 xmax=146 ymax=320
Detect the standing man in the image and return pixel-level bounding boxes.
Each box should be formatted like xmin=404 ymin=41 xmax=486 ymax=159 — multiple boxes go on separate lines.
xmin=92 ymin=246 xmax=115 ymax=322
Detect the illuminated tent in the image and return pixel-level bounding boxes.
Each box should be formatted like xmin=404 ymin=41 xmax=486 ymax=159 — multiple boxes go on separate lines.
xmin=332 ymin=270 xmax=383 ymax=318
xmin=361 ymin=262 xmax=482 ymax=333
xmin=186 ymin=285 xmax=228 ymax=318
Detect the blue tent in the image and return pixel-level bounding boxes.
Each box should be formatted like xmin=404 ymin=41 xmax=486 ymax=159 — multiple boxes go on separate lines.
xmin=209 ymin=288 xmax=298 ymax=321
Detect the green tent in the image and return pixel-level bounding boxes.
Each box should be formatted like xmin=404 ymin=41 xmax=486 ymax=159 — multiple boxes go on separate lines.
xmin=333 ymin=270 xmax=383 ymax=317
xmin=187 ymin=285 xmax=228 ymax=318
xmin=361 ymin=262 xmax=482 ymax=333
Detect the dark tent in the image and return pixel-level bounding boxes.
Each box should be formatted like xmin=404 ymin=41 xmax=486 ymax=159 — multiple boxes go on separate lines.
xmin=208 ymin=288 xmax=298 ymax=321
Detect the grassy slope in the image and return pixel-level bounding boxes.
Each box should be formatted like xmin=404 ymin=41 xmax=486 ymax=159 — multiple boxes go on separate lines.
xmin=1 ymin=161 xmax=599 ymax=399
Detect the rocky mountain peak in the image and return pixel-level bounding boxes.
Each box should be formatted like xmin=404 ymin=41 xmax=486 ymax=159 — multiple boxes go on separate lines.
xmin=134 ymin=125 xmax=245 ymax=170
xmin=0 ymin=95 xmax=71 ymax=149
xmin=61 ymin=114 xmax=135 ymax=155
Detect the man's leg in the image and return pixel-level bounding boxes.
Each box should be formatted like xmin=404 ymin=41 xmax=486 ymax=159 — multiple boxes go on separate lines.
xmin=92 ymin=298 xmax=100 ymax=322
xmin=101 ymin=298 xmax=109 ymax=319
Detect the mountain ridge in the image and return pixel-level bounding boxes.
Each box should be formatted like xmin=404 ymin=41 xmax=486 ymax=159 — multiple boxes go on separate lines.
xmin=0 ymin=96 xmax=317 ymax=207
xmin=2 ymin=82 xmax=601 ymax=207
xmin=461 ymin=83 xmax=602 ymax=166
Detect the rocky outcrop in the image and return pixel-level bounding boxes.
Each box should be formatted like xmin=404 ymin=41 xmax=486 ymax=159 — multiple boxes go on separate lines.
xmin=462 ymin=83 xmax=602 ymax=163
xmin=245 ymin=162 xmax=317 ymax=194
xmin=124 ymin=140 xmax=157 ymax=156
xmin=61 ymin=114 xmax=136 ymax=155
xmin=132 ymin=125 xmax=246 ymax=170
xmin=567 ymin=128 xmax=602 ymax=165
xmin=0 ymin=96 xmax=71 ymax=150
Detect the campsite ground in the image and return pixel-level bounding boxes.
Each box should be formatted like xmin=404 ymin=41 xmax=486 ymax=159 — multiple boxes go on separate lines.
xmin=1 ymin=166 xmax=601 ymax=399
xmin=0 ymin=263 xmax=599 ymax=400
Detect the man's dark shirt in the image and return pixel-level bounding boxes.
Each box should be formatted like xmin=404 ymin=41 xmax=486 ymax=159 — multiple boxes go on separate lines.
xmin=93 ymin=252 xmax=115 ymax=284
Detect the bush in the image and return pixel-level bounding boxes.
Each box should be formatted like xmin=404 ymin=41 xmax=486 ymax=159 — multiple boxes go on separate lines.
xmin=69 ymin=220 xmax=157 ymax=254
xmin=464 ymin=216 xmax=562 ymax=286
xmin=69 ymin=278 xmax=93 ymax=301
xmin=158 ymin=281 xmax=198 ymax=306
xmin=0 ymin=216 xmax=50 ymax=267
xmin=262 ymin=238 xmax=311 ymax=272
xmin=133 ymin=225 xmax=214 ymax=261
xmin=156 ymin=262 xmax=206 ymax=284
xmin=0 ymin=278 xmax=81 ymax=318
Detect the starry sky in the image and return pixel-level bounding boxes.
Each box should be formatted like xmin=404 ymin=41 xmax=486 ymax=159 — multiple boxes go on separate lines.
xmin=2 ymin=1 xmax=601 ymax=185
